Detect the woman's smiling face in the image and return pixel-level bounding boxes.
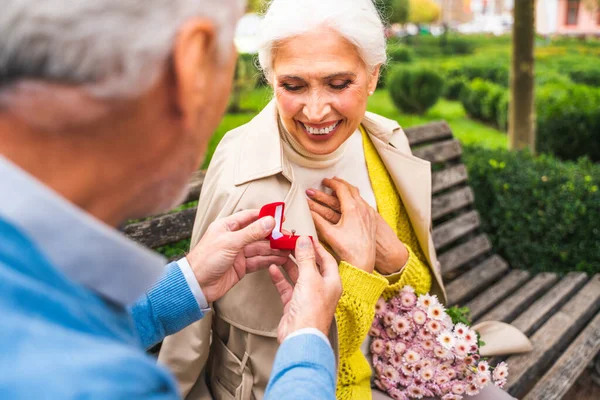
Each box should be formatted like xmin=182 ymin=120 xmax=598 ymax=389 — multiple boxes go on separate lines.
xmin=272 ymin=27 xmax=379 ymax=155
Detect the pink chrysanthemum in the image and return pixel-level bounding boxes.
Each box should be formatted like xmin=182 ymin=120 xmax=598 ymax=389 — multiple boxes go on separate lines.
xmin=422 ymin=339 xmax=435 ymax=351
xmin=400 ymin=291 xmax=418 ymax=310
xmin=375 ymin=297 xmax=387 ymax=316
xmin=434 ymin=345 xmax=451 ymax=360
xmin=441 ymin=394 xmax=463 ymax=400
xmin=451 ymin=382 xmax=466 ymax=395
xmin=446 ymin=368 xmax=457 ymax=380
xmin=427 ymin=304 xmax=446 ymax=321
xmin=417 ymin=293 xmax=439 ymax=309
xmin=435 ymin=374 xmax=450 ymax=386
xmin=418 ymin=327 xmax=434 ymax=340
xmin=420 ymin=367 xmax=435 ymax=381
xmin=375 ymin=378 xmax=390 ymax=391
xmin=404 ymin=349 xmax=422 ymax=365
xmin=395 ymin=341 xmax=407 ymax=355
xmin=454 ymin=339 xmax=469 ymax=359
xmin=494 ymin=379 xmax=507 ymax=388
xmin=390 ymin=353 xmax=403 ymax=367
xmin=477 ymin=360 xmax=490 ymax=374
xmin=392 ymin=316 xmax=412 ymax=334
xmin=493 ymin=362 xmax=509 ymax=381
xmin=401 ymin=285 xmax=415 ymax=293
xmin=406 ymin=384 xmax=425 ymax=399
xmin=389 ymin=387 xmax=408 ymax=400
xmin=386 ymin=327 xmax=399 ymax=339
xmin=463 ymin=329 xmax=478 ymax=347
xmin=466 ymin=383 xmax=479 ymax=396
xmin=369 ymin=325 xmax=382 ymax=338
xmin=453 ymin=323 xmax=469 ymax=338
xmin=437 ymin=331 xmax=456 ymax=350
xmin=385 ymin=340 xmax=395 ymax=356
xmin=412 ymin=309 xmax=427 ymax=325
xmin=383 ymin=365 xmax=399 ymax=382
xmin=383 ymin=312 xmax=396 ymax=327
xmin=371 ymin=338 xmax=385 ymax=355
xmin=426 ymin=319 xmax=443 ymax=334
xmin=476 ymin=372 xmax=491 ymax=388
xmin=401 ymin=363 xmax=414 ymax=377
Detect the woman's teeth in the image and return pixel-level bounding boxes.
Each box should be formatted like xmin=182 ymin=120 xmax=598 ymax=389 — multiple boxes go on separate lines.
xmin=301 ymin=121 xmax=339 ymax=135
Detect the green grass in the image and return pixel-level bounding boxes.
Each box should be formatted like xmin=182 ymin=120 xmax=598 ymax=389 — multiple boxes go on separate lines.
xmin=202 ymin=87 xmax=507 ymax=168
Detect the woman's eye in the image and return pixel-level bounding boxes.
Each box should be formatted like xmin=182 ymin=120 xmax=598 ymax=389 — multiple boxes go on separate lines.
xmin=282 ymin=84 xmax=303 ymax=92
xmin=330 ymin=80 xmax=352 ymax=90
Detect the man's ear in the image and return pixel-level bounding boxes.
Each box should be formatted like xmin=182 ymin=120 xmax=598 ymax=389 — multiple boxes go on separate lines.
xmin=172 ymin=18 xmax=217 ymax=131
xmin=368 ymin=64 xmax=382 ymax=94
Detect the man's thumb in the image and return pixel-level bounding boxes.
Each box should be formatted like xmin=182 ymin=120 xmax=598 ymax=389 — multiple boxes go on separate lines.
xmin=234 ymin=216 xmax=275 ymax=247
xmin=294 ymin=236 xmax=318 ymax=274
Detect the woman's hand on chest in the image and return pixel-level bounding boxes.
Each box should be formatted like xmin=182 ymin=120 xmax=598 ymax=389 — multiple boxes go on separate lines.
xmin=307 ymin=178 xmax=408 ymax=275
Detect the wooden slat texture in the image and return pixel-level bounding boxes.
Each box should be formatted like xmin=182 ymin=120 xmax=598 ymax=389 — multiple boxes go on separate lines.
xmin=405 ymin=121 xmax=453 ymax=146
xmin=438 ymin=234 xmax=492 ymax=277
xmin=505 ymin=275 xmax=600 ymax=398
xmin=522 ymin=311 xmax=600 ymax=400
xmin=432 ymin=187 xmax=474 ymax=220
xmin=511 ymin=272 xmax=589 ymax=335
xmin=124 ymin=208 xmax=196 ymax=248
xmin=183 ymin=170 xmax=205 ymax=204
xmin=476 ymin=272 xmax=559 ymax=324
xmin=431 ymin=164 xmax=469 ymax=194
xmin=412 ymin=139 xmax=462 ymax=164
xmin=466 ymin=270 xmax=531 ymax=321
xmin=446 ymin=255 xmax=509 ymax=306
xmin=432 ymin=210 xmax=480 ymax=249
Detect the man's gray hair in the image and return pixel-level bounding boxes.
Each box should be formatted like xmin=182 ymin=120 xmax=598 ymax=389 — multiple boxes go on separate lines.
xmin=0 ymin=0 xmax=245 ymax=98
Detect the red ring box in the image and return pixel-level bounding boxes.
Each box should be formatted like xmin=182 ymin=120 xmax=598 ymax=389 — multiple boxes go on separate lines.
xmin=259 ymin=202 xmax=308 ymax=250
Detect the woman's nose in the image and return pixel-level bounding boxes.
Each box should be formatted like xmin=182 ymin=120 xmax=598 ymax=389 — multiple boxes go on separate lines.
xmin=302 ymin=96 xmax=332 ymax=123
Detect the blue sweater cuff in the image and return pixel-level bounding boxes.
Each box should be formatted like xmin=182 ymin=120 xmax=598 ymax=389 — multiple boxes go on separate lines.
xmin=147 ymin=262 xmax=204 ymax=335
xmin=266 ymin=333 xmax=336 ymax=398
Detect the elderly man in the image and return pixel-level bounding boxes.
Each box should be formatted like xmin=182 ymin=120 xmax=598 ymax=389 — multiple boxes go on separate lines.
xmin=0 ymin=1 xmax=341 ymax=399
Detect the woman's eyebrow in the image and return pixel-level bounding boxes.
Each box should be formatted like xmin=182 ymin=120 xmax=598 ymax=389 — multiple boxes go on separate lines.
xmin=323 ymin=72 xmax=357 ymax=80
xmin=278 ymin=75 xmax=306 ymax=81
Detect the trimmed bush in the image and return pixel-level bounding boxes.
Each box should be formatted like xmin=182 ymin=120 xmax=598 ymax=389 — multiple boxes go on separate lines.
xmin=443 ymin=59 xmax=509 ymax=86
xmin=460 ymin=78 xmax=506 ymax=124
xmin=463 ymin=146 xmax=600 ymax=275
xmin=536 ymin=84 xmax=600 ymax=161
xmin=444 ymin=77 xmax=467 ymax=100
xmin=388 ymin=45 xmax=414 ymax=63
xmin=388 ymin=66 xmax=444 ymax=114
xmin=567 ymin=64 xmax=600 ymax=87
xmin=496 ymin=92 xmax=509 ymax=131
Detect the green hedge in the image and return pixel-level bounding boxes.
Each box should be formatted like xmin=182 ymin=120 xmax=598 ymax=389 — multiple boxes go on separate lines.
xmin=387 ymin=45 xmax=414 ymax=63
xmin=443 ymin=77 xmax=467 ymax=100
xmin=443 ymin=59 xmax=509 ymax=87
xmin=566 ymin=64 xmax=600 ymax=87
xmin=460 ymin=78 xmax=507 ymax=126
xmin=463 ymin=146 xmax=600 ymax=275
xmin=388 ymin=66 xmax=444 ymax=114
xmin=536 ymin=84 xmax=600 ymax=162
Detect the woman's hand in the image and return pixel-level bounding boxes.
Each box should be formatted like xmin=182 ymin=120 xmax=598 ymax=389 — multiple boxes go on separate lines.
xmin=307 ymin=177 xmax=377 ymax=273
xmin=307 ymin=179 xmax=409 ymax=275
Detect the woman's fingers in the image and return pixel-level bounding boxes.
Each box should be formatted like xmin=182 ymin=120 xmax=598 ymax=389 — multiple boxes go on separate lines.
xmin=306 ymin=188 xmax=341 ymax=212
xmin=307 ymin=198 xmax=341 ymax=224
xmin=331 ymin=177 xmax=361 ymax=199
xmin=321 ymin=178 xmax=356 ymax=213
xmin=310 ymin=210 xmax=336 ymax=240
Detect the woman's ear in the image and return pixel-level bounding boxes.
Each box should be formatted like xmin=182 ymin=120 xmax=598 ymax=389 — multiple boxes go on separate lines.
xmin=171 ymin=18 xmax=217 ymax=131
xmin=368 ymin=64 xmax=382 ymax=95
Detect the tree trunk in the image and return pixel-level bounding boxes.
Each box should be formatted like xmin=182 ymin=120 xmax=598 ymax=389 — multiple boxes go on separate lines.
xmin=509 ymin=0 xmax=536 ymax=152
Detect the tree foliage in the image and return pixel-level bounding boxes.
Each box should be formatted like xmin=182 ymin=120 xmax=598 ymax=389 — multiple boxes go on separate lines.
xmin=408 ymin=0 xmax=440 ymax=24
xmin=376 ymin=0 xmax=410 ymax=24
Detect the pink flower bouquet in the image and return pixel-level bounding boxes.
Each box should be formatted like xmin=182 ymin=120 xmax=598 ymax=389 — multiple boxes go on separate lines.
xmin=370 ymin=286 xmax=509 ymax=400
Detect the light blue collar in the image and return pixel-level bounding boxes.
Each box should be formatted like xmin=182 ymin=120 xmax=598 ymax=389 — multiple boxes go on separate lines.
xmin=0 ymin=156 xmax=166 ymax=305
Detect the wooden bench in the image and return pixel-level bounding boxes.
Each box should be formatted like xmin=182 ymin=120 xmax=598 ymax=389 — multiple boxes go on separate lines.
xmin=124 ymin=121 xmax=600 ymax=399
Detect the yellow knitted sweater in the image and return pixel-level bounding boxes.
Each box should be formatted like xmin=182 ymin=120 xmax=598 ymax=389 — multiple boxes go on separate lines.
xmin=334 ymin=126 xmax=432 ymax=400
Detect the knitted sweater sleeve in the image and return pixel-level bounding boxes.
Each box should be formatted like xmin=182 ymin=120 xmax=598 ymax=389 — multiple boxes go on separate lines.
xmin=335 ymin=261 xmax=387 ymax=400
xmin=378 ymin=244 xmax=433 ymax=300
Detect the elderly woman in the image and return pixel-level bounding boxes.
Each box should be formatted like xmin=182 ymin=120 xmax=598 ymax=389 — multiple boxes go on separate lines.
xmin=159 ymin=1 xmax=516 ymax=399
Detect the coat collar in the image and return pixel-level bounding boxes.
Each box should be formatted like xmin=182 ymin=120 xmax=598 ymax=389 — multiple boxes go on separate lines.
xmin=234 ymin=100 xmax=401 ymax=186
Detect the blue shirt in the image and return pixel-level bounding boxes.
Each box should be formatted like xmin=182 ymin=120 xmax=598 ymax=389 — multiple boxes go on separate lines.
xmin=0 ymin=156 xmax=335 ymax=399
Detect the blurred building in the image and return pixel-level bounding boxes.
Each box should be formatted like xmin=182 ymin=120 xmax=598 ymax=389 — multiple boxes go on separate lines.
xmin=537 ymin=0 xmax=600 ymax=36
xmin=438 ymin=0 xmax=513 ymax=25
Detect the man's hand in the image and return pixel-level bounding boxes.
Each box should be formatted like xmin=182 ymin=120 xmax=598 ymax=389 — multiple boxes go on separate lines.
xmin=269 ymin=236 xmax=342 ymax=343
xmin=186 ymin=209 xmax=290 ymax=303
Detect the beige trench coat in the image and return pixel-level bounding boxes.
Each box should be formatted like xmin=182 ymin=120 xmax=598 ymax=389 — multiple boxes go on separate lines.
xmin=158 ymin=100 xmax=447 ymax=400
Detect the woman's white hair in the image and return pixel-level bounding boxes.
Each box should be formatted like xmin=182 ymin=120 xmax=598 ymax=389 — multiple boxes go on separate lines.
xmin=257 ymin=0 xmax=387 ymax=82
xmin=0 ymin=0 xmax=245 ymax=98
